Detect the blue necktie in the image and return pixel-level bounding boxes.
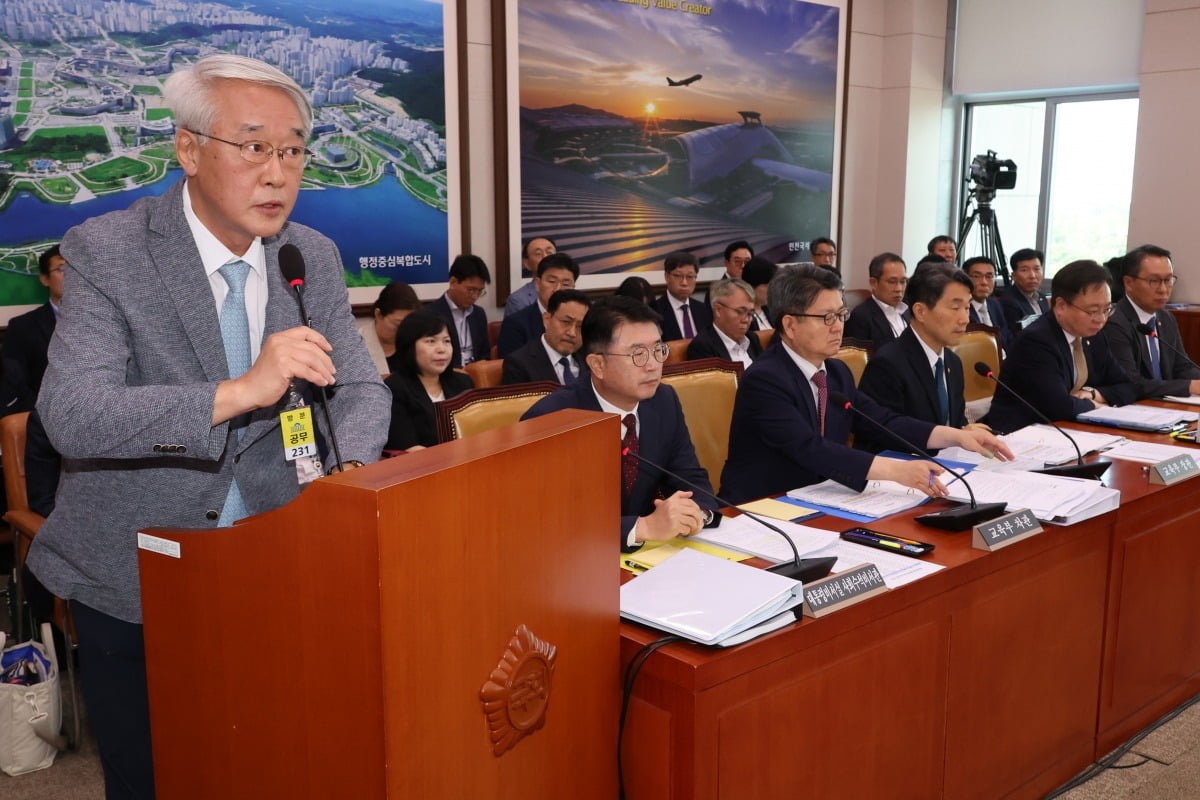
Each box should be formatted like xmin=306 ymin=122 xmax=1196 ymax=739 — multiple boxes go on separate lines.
xmin=218 ymin=260 xmax=252 ymax=526
xmin=1148 ymin=316 xmax=1163 ymax=380
xmin=935 ymin=357 xmax=949 ymax=425
xmin=559 ymin=356 xmax=576 ymax=385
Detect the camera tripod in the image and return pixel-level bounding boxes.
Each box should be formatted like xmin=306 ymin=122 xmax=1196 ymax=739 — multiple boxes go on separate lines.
xmin=957 ymin=187 xmax=1010 ymax=285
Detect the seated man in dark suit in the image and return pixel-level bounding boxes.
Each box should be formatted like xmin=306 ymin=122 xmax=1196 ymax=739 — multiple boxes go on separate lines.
xmin=927 ymin=234 xmax=957 ymax=264
xmin=857 ymin=264 xmax=974 ymax=452
xmin=687 ymin=278 xmax=762 ymax=369
xmin=1102 ymin=243 xmax=1200 ymax=399
xmin=505 ymin=235 xmax=557 ymax=314
xmin=0 ymin=244 xmax=64 ymax=416
xmin=428 ymin=254 xmax=491 ymax=367
xmin=742 ymin=256 xmax=777 ymax=332
xmin=501 ymin=289 xmax=590 ymax=385
xmin=720 ymin=266 xmax=1009 ymax=505
xmin=653 ymin=251 xmax=712 ymax=341
xmin=844 ymin=251 xmax=908 ymax=351
xmin=810 ymin=237 xmax=838 ymax=274
xmin=987 ymin=260 xmax=1137 ymax=432
xmin=497 ymin=252 xmax=578 ymax=357
xmin=522 ymin=296 xmax=720 ymax=550
xmin=999 ymin=247 xmax=1050 ymax=336
xmin=963 ymin=256 xmax=1012 ymax=350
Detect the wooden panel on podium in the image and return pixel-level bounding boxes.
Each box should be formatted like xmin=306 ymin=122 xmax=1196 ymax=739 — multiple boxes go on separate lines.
xmin=139 ymin=409 xmax=620 ymax=799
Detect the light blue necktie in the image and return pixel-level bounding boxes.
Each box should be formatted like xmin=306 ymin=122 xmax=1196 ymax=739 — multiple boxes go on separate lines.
xmin=217 ymin=260 xmax=252 ymax=526
xmin=935 ymin=357 xmax=950 ymax=425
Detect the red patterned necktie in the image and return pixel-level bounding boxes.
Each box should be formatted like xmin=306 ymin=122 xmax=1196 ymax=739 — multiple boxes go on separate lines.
xmin=812 ymin=370 xmax=828 ymax=436
xmin=621 ymin=413 xmax=638 ymax=496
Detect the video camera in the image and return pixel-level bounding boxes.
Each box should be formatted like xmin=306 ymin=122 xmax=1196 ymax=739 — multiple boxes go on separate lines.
xmin=968 ymin=150 xmax=1017 ymax=191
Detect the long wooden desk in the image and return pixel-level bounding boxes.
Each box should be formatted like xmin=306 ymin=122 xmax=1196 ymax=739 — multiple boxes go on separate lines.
xmin=621 ymin=418 xmax=1200 ymax=799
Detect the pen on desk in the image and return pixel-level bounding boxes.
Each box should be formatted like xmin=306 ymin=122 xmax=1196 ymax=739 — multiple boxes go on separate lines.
xmin=624 ymin=560 xmax=645 ymax=572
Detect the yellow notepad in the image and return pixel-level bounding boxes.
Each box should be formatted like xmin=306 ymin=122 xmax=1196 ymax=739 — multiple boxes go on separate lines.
xmin=736 ymin=497 xmax=821 ymax=522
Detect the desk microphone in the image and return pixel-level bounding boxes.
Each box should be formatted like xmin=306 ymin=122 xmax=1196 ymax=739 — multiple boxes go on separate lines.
xmin=1135 ymin=322 xmax=1200 ymax=375
xmin=973 ymin=362 xmax=1109 ymax=480
xmin=828 ymin=391 xmax=1005 ymax=531
xmin=279 ymin=243 xmax=345 ymax=471
xmin=620 ymin=446 xmax=835 ymax=584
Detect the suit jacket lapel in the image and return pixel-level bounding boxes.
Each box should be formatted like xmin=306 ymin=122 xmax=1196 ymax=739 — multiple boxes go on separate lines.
xmin=902 ymin=331 xmax=940 ymax=420
xmin=150 ymin=180 xmax=228 ymax=384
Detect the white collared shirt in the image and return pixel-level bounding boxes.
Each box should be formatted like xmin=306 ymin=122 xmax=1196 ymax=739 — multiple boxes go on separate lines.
xmin=1062 ymin=328 xmax=1085 ymax=384
xmin=872 ymin=295 xmax=909 ymax=337
xmin=591 ymin=381 xmax=642 ymax=548
xmin=670 ymin=295 xmax=695 ymax=336
xmin=445 ymin=292 xmax=478 ymax=363
xmin=183 ymin=180 xmax=267 ymax=362
xmin=541 ymin=335 xmax=579 ymax=384
xmin=781 ymin=339 xmax=826 ymax=409
xmin=971 ymin=298 xmax=992 ymax=326
xmin=714 ymin=326 xmax=755 ymax=370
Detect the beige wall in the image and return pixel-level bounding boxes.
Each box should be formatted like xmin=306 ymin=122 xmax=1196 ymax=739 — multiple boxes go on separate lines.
xmin=1129 ymin=0 xmax=1200 ymax=301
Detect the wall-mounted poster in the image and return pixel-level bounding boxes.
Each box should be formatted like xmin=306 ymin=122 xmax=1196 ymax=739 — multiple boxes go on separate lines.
xmin=0 ymin=0 xmax=459 ymax=323
xmin=503 ymin=0 xmax=847 ymax=293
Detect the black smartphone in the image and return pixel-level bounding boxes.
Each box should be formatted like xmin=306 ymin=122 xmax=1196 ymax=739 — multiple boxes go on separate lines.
xmin=840 ymin=527 xmax=935 ymax=558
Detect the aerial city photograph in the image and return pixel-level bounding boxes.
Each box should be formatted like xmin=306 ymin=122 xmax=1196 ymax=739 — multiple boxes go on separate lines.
xmin=0 ymin=0 xmax=451 ymax=309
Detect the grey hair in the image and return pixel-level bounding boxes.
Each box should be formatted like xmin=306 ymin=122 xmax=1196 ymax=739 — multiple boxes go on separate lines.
xmin=164 ymin=54 xmax=312 ymax=139
xmin=767 ymin=264 xmax=842 ymax=328
xmin=709 ymin=277 xmax=756 ymax=304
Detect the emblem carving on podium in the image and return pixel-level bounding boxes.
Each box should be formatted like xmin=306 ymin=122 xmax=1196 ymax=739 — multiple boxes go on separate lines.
xmin=479 ymin=624 xmax=558 ymax=756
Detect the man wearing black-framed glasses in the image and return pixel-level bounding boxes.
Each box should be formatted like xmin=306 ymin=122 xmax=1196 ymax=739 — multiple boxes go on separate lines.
xmin=523 ymin=295 xmax=719 ymax=550
xmin=987 ymin=260 xmax=1137 ymax=432
xmin=720 ymin=265 xmax=1010 ymax=505
xmin=1102 ymin=244 xmax=1200 ymax=399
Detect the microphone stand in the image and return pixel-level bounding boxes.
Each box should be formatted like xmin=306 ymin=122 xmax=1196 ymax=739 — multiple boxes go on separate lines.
xmin=622 ymin=447 xmax=835 ymax=584
xmin=829 ymin=391 xmax=1006 ymax=531
xmin=973 ymin=362 xmax=1109 ymax=480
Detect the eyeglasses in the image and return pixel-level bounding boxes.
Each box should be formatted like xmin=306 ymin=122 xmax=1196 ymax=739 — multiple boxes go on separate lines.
xmin=666 ymin=272 xmax=697 ymax=282
xmin=788 ymin=309 xmax=850 ymax=326
xmin=1133 ymin=275 xmax=1178 ymax=289
xmin=186 ymin=128 xmax=312 ymax=168
xmin=539 ymin=275 xmax=575 ymax=290
xmin=603 ymin=343 xmax=670 ymax=366
xmin=715 ymin=301 xmax=755 ymax=319
xmin=462 ymin=286 xmax=488 ymax=297
xmin=1069 ymin=302 xmax=1116 ymax=320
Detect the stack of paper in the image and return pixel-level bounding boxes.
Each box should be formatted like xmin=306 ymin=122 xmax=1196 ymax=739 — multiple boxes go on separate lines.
xmin=619 ymin=549 xmax=803 ymax=646
xmin=785 ymin=479 xmax=927 ymax=519
xmin=694 ymin=516 xmax=944 ymax=589
xmin=1102 ymin=440 xmax=1200 ymax=466
xmin=941 ymin=424 xmax=1124 ymax=470
xmin=943 ymin=469 xmax=1119 ymax=524
xmin=1078 ymin=405 xmax=1198 ymax=431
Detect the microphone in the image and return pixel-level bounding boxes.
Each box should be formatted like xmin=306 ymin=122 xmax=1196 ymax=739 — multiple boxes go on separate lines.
xmin=973 ymin=362 xmax=1109 ymax=480
xmin=277 ymin=244 xmax=345 ymax=471
xmin=828 ymin=390 xmax=1006 ymax=531
xmin=621 ymin=446 xmax=835 ymax=584
xmin=1135 ymin=321 xmax=1200 ymax=375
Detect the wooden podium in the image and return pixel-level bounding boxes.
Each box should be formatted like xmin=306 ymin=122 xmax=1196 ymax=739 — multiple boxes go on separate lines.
xmin=138 ymin=409 xmax=619 ymax=799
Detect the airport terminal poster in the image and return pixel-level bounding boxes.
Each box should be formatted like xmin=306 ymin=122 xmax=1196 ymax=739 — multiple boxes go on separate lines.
xmin=0 ymin=0 xmax=459 ymax=323
xmin=507 ymin=0 xmax=846 ymax=291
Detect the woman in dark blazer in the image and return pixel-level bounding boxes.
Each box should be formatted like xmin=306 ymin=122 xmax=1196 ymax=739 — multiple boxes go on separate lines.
xmin=384 ymin=311 xmax=474 ymax=451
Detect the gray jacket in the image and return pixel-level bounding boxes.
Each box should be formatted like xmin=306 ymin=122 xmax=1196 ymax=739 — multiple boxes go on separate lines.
xmin=28 ymin=179 xmax=390 ymax=623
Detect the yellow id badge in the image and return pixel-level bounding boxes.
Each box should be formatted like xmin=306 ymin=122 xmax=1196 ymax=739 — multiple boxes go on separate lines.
xmin=280 ymin=407 xmax=318 ymax=461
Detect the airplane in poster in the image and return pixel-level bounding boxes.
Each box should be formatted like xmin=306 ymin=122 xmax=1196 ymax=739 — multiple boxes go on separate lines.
xmin=666 ymin=74 xmax=702 ymax=87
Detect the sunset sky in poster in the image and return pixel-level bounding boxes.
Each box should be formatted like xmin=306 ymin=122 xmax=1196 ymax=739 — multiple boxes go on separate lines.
xmin=519 ymin=0 xmax=840 ymax=126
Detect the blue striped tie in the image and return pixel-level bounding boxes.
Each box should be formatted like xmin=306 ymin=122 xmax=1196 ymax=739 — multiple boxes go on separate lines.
xmin=217 ymin=260 xmax=252 ymax=526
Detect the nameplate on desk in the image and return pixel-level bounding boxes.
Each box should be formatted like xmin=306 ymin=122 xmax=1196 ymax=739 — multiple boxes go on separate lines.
xmin=1148 ymin=454 xmax=1200 ymax=486
xmin=801 ymin=564 xmax=888 ymax=618
xmin=972 ymin=509 xmax=1042 ymax=552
